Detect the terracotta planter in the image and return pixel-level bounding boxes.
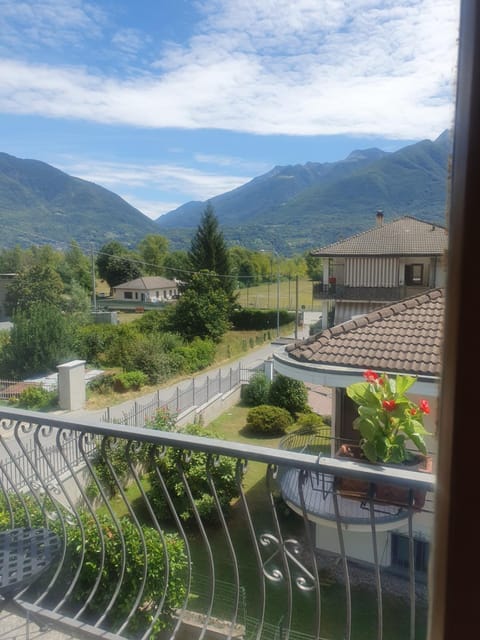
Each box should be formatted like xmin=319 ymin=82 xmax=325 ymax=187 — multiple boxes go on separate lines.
xmin=334 ymin=444 xmax=432 ymax=511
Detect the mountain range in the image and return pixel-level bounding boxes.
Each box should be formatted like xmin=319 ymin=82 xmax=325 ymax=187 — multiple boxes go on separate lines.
xmin=0 ymin=152 xmax=159 ymax=250
xmin=0 ymin=131 xmax=450 ymax=255
xmin=157 ymin=130 xmax=451 ymax=254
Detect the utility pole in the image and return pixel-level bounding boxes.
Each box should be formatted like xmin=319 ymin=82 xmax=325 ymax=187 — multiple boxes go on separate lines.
xmin=91 ymin=246 xmax=97 ymax=313
xmin=295 ymin=275 xmax=299 ymax=340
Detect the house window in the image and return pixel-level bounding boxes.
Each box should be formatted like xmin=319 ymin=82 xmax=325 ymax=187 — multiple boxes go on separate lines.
xmin=135 ymin=292 xmax=138 ymax=299
xmin=405 ymin=264 xmax=423 ymax=285
xmin=391 ymin=533 xmax=429 ymax=573
xmin=124 ymin=291 xmax=132 ymax=299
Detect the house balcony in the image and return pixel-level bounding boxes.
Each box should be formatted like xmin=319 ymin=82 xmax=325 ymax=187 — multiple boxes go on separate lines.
xmin=312 ymin=284 xmax=433 ymax=302
xmin=0 ymin=408 xmax=434 ymax=640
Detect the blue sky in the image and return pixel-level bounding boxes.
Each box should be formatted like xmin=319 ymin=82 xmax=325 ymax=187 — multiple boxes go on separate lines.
xmin=0 ymin=0 xmax=460 ymax=221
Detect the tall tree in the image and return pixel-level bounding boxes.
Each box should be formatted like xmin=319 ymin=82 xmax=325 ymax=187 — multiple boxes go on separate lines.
xmin=5 ymin=263 xmax=64 ymax=315
xmin=1 ymin=303 xmax=73 ymax=377
xmin=168 ymin=271 xmax=231 ymax=342
xmin=188 ymin=203 xmax=234 ymax=298
xmin=137 ymin=234 xmax=169 ymax=275
xmin=96 ymin=241 xmax=142 ymax=292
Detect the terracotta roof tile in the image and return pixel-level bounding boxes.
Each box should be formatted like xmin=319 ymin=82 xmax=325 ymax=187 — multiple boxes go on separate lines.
xmin=310 ymin=216 xmax=448 ymax=257
xmin=286 ymin=288 xmax=444 ymax=377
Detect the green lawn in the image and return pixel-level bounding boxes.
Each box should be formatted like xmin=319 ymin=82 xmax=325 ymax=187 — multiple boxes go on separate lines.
xmin=235 ymin=277 xmax=322 ymax=312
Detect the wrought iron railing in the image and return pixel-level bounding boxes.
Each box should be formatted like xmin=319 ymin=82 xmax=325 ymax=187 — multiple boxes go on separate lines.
xmin=0 ymin=407 xmax=435 ymax=640
xmin=312 ymin=284 xmax=432 ymax=301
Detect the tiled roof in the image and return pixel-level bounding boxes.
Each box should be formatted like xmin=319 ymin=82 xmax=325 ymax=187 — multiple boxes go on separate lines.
xmin=114 ymin=276 xmax=177 ymax=290
xmin=285 ymin=288 xmax=444 ymax=377
xmin=310 ymin=216 xmax=448 ymax=256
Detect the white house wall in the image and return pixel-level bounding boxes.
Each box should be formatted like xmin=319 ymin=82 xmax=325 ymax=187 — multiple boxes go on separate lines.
xmin=315 ymin=523 xmax=392 ymax=567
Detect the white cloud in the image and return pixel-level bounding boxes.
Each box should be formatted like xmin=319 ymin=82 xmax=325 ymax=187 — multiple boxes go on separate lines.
xmin=0 ymin=0 xmax=460 ymax=139
xmin=61 ymin=158 xmax=251 ymax=202
xmin=117 ymin=195 xmax=182 ymax=220
xmin=0 ymin=0 xmax=105 ymax=51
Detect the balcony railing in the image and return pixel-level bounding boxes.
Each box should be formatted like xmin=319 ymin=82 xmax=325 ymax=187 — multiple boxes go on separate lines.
xmin=0 ymin=407 xmax=435 ymax=640
xmin=312 ymin=284 xmax=432 ymax=301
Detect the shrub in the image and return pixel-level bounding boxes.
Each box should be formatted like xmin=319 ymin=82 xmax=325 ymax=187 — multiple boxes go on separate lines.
xmin=74 ymin=323 xmax=118 ymax=365
xmin=0 ymin=494 xmax=187 ymax=636
xmin=294 ymin=412 xmax=329 ymax=435
xmin=242 ymin=371 xmax=271 ymax=406
xmin=268 ymin=374 xmax=309 ymax=417
xmin=246 ymin=404 xmax=293 ymax=436
xmin=9 ymin=385 xmax=58 ymax=410
xmin=177 ymin=337 xmax=216 ymax=373
xmin=87 ymin=373 xmax=115 ymax=394
xmin=148 ymin=424 xmax=240 ymax=525
xmin=113 ymin=370 xmax=148 ymax=392
xmin=231 ymin=308 xmax=295 ymax=330
xmin=124 ymin=334 xmax=184 ymax=384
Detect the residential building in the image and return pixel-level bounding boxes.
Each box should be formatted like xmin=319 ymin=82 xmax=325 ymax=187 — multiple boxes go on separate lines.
xmin=274 ymin=288 xmax=443 ymax=570
xmin=112 ymin=275 xmax=179 ymax=303
xmin=311 ymin=214 xmax=448 ymax=327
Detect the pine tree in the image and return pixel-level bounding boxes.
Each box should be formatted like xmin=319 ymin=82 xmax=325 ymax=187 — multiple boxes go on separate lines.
xmin=188 ymin=203 xmax=235 ymax=298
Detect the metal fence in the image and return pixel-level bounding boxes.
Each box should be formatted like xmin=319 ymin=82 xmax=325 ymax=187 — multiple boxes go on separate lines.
xmin=0 ymin=378 xmax=39 ymax=400
xmin=102 ymin=363 xmax=259 ymax=427
xmin=0 ymin=407 xmax=435 ymax=640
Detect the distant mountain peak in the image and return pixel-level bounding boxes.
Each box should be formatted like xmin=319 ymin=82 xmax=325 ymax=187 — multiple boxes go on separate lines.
xmin=156 ymin=134 xmax=450 ymax=255
xmin=344 ymin=148 xmax=387 ymax=162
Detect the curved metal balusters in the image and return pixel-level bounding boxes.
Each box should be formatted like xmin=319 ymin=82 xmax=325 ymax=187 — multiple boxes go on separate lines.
xmin=367 ymin=489 xmax=383 ymax=640
xmin=332 ymin=484 xmax=352 ymax=640
xmin=0 ymin=408 xmax=434 ymax=640
xmin=297 ymin=468 xmax=322 ymax=639
xmin=205 ymin=453 xmax=242 ymax=640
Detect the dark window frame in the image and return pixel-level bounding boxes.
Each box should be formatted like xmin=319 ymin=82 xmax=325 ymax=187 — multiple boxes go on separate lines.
xmin=405 ymin=263 xmax=424 ymax=285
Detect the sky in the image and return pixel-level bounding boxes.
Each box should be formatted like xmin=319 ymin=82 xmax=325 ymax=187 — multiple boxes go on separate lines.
xmin=0 ymin=0 xmax=461 ymax=221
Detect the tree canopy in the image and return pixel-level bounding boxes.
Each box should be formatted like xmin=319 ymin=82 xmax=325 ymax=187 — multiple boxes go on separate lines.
xmin=188 ymin=203 xmax=235 ymax=298
xmin=96 ymin=241 xmax=142 ymax=291
xmin=168 ymin=270 xmax=231 ymax=342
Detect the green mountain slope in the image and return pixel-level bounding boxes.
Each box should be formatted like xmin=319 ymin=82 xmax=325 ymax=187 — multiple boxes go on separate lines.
xmin=0 ymin=153 xmax=159 ymax=249
xmin=157 ymin=132 xmax=450 ymax=254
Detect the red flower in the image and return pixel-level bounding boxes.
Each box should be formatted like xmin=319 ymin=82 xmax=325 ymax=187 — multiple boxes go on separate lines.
xmin=419 ymin=399 xmax=430 ymax=414
xmin=363 ymin=370 xmax=379 ymax=383
xmin=409 ymin=407 xmax=418 ymax=416
xmin=382 ymin=400 xmax=397 ymax=412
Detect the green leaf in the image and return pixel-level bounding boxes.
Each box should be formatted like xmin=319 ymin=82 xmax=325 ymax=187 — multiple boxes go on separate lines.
xmin=395 ymin=374 xmax=416 ymax=395
xmin=357 ymin=418 xmax=378 ymax=441
xmin=409 ymin=432 xmax=427 ymax=454
xmin=362 ymin=440 xmax=377 ymax=462
xmin=346 ymin=381 xmax=370 ymax=404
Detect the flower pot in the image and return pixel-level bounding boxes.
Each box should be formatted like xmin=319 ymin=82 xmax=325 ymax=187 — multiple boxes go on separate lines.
xmin=334 ymin=444 xmax=432 ymax=511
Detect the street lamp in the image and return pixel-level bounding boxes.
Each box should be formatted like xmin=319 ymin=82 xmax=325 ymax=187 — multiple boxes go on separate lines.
xmin=261 ymin=248 xmax=280 ymax=338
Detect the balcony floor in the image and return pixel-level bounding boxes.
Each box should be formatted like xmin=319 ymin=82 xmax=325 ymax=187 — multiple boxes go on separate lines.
xmin=0 ymin=609 xmax=80 ymax=640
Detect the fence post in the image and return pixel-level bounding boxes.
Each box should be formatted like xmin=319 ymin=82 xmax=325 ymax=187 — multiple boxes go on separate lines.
xmin=135 ymin=401 xmax=139 ymax=427
xmin=219 ymin=369 xmax=221 ymax=393
xmin=207 ymin=376 xmax=209 ymax=401
xmin=230 ymin=368 xmax=232 ymax=390
xmin=157 ymin=389 xmax=160 ymax=408
xmin=192 ymin=378 xmax=195 ymax=405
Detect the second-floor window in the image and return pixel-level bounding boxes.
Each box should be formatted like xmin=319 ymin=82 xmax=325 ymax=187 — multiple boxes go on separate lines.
xmin=405 ymin=264 xmax=424 ymax=285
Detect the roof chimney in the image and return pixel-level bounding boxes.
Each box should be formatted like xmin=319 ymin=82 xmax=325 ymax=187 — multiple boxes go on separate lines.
xmin=376 ymin=210 xmax=384 ymax=226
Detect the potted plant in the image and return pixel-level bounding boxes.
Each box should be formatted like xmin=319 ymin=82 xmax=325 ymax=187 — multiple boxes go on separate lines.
xmin=335 ymin=370 xmax=432 ymax=509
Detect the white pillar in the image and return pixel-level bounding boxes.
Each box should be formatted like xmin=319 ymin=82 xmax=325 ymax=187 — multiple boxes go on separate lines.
xmin=264 ymin=359 xmax=274 ymax=381
xmin=57 ymin=360 xmax=86 ymax=411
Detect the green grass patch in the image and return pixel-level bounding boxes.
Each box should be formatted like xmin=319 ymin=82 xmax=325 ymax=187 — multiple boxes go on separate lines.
xmin=235 ymin=277 xmax=322 ymax=312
